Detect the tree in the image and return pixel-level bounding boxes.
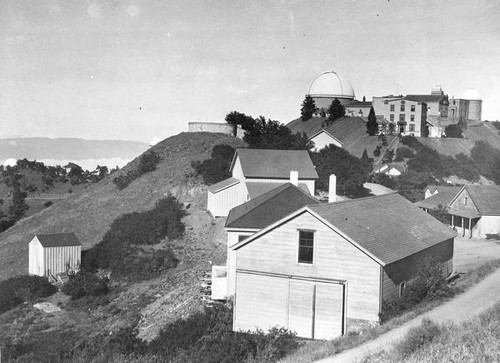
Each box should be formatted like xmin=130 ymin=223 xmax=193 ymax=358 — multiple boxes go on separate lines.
xmin=444 ymin=124 xmax=463 ymax=138
xmin=327 ymin=98 xmax=345 ymax=125
xmin=300 ymin=95 xmax=317 ymax=121
xmin=366 ymin=107 xmax=379 ymax=136
xmin=243 ymin=116 xmax=312 ymax=150
xmin=225 ymin=111 xmax=255 ymax=130
xmin=310 ymin=145 xmax=371 ymax=198
xmin=8 ymin=178 xmax=28 ymax=221
xmin=191 ymin=144 xmax=235 ymax=185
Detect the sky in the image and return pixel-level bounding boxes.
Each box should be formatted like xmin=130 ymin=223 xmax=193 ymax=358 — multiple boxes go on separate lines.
xmin=1 ymin=0 xmax=499 ymax=143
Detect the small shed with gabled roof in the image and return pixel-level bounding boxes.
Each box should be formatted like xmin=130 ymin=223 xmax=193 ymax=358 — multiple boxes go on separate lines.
xmin=29 ymin=233 xmax=81 ymax=281
xmin=231 ymin=193 xmax=455 ymax=339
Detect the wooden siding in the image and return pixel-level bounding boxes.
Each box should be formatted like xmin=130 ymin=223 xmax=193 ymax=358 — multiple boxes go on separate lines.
xmin=310 ymin=133 xmax=342 ymax=151
xmin=384 ymin=239 xmax=454 ymax=285
xmin=235 ymin=212 xmax=382 ymax=321
xmin=43 ymin=245 xmax=81 ymax=281
xmin=28 ymin=238 xmax=45 ymax=276
xmin=382 ymin=269 xmax=399 ymax=302
xmin=474 ymin=216 xmax=500 ymax=239
xmin=227 ymin=231 xmax=255 ymax=296
xmin=234 ymin=271 xmax=345 ymax=339
xmin=207 ymin=182 xmax=248 ymax=217
xmin=449 ymin=188 xmax=479 ymax=213
xmin=231 ymin=157 xmax=245 ymax=180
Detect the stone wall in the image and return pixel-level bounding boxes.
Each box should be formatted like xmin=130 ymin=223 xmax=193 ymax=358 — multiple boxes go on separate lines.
xmin=188 ymin=122 xmax=244 ymax=139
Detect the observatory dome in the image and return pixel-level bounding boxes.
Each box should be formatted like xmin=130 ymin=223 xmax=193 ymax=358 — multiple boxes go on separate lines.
xmin=308 ymin=71 xmax=355 ymax=99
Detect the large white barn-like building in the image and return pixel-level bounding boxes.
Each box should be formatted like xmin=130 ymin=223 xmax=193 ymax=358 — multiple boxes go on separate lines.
xmin=207 ymin=148 xmax=318 ymax=217
xmin=29 ymin=233 xmax=81 ymax=281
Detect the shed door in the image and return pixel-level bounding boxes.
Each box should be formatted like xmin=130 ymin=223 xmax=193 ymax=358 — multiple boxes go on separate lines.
xmin=314 ymin=283 xmax=344 ymax=339
xmin=288 ymin=280 xmax=314 ymax=338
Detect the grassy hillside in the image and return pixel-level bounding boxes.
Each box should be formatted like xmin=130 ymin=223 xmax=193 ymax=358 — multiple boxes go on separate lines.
xmin=0 ymin=132 xmax=245 ymax=281
xmin=418 ymin=121 xmax=500 ymax=156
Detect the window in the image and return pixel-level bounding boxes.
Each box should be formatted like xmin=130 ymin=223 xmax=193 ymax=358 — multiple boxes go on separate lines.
xmin=298 ymin=230 xmax=314 ymax=264
xmin=409 ymin=124 xmax=415 ymax=132
xmin=399 ymin=114 xmax=406 ymax=122
xmin=390 ymin=114 xmax=394 ymax=122
xmin=464 ymin=197 xmax=468 ymax=206
xmin=390 ymin=104 xmax=395 ymax=112
xmin=399 ymin=282 xmax=406 ymax=298
xmin=411 ymin=104 xmax=416 ymax=112
xmin=410 ymin=115 xmax=415 ymax=122
xmin=400 ymin=104 xmax=405 ymax=112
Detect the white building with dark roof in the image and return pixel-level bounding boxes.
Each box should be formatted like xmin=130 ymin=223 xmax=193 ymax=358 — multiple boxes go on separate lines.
xmin=231 ymin=193 xmax=455 ymax=339
xmin=207 ymin=148 xmax=318 ymax=217
xmin=29 ymin=233 xmax=81 ymax=281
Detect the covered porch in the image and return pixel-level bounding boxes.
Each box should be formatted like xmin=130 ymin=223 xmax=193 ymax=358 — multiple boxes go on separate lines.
xmin=448 ymin=208 xmax=480 ymax=239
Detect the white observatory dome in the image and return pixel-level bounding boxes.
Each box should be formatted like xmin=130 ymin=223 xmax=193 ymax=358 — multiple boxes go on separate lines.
xmin=462 ymin=89 xmax=481 ymax=100
xmin=308 ymin=71 xmax=355 ymax=99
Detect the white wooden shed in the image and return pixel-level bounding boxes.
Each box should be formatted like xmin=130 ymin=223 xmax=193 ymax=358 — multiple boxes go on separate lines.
xmin=29 ymin=233 xmax=81 ymax=281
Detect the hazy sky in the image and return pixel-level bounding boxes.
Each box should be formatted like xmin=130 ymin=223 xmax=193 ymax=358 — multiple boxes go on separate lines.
xmin=1 ymin=0 xmax=499 ymax=142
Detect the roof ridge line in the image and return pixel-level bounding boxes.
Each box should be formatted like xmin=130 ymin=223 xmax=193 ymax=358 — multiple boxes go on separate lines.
xmin=310 ymin=192 xmax=399 ymax=207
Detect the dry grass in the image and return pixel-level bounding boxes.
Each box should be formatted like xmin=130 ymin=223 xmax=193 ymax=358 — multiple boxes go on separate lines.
xmin=281 ymin=259 xmax=500 ymax=363
xmin=0 ymin=132 xmax=245 ymax=280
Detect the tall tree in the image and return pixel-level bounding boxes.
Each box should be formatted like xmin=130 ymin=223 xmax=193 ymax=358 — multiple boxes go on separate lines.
xmin=300 ymin=95 xmax=317 ymax=121
xmin=327 ymin=98 xmax=345 ymax=125
xmin=225 ymin=111 xmax=255 ymax=130
xmin=366 ymin=107 xmax=379 ymax=136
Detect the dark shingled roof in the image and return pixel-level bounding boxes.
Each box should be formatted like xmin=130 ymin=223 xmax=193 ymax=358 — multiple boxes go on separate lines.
xmin=425 ymin=185 xmax=461 ymax=195
xmin=35 ymin=233 xmax=81 ymax=247
xmin=459 ymin=185 xmax=500 ymax=216
xmin=207 ymin=177 xmax=240 ymax=193
xmin=415 ymin=189 xmax=460 ymax=210
xmin=225 ymin=183 xmax=320 ymax=229
xmin=246 ymin=182 xmax=309 ymax=199
xmin=233 ymin=148 xmax=318 ymax=179
xmin=308 ymin=193 xmax=456 ymax=265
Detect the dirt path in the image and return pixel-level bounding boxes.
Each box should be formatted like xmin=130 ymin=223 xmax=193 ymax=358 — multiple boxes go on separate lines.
xmin=316 ymin=239 xmax=500 ymax=363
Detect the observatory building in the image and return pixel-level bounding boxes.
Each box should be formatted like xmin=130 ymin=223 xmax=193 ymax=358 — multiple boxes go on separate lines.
xmin=308 ymin=70 xmax=356 ymax=109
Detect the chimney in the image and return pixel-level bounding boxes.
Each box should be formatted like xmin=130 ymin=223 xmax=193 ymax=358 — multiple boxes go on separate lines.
xmin=290 ymin=170 xmax=299 ymax=187
xmin=329 ymin=174 xmax=337 ymax=203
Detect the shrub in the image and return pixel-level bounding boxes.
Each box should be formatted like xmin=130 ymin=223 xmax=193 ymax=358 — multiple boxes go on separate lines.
xmin=395 ymin=146 xmax=415 ymax=160
xmin=0 ymin=275 xmax=57 ymax=314
xmin=43 ymin=200 xmax=53 ymax=208
xmin=394 ymin=319 xmax=442 ymax=358
xmin=82 ymin=196 xmax=184 ymax=281
xmin=113 ymin=150 xmax=160 ymax=190
xmin=191 ymin=144 xmax=235 ymax=185
xmin=61 ymin=270 xmax=109 ymax=299
xmin=401 ymin=135 xmax=423 ymax=151
xmin=444 ymin=124 xmax=463 ymax=138
xmin=373 ymin=145 xmax=381 ymax=157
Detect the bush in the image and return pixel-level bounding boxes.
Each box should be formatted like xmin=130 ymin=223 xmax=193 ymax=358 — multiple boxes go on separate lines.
xmin=82 ymin=196 xmax=184 ymax=281
xmin=191 ymin=144 xmax=235 ymax=185
xmin=0 ymin=275 xmax=57 ymax=314
xmin=43 ymin=200 xmax=53 ymax=208
xmin=113 ymin=150 xmax=161 ymax=190
xmin=444 ymin=124 xmax=463 ymax=138
xmin=395 ymin=146 xmax=415 ymax=160
xmin=61 ymin=271 xmax=109 ymax=300
xmin=394 ymin=319 xmax=442 ymax=358
xmin=401 ymin=136 xmax=423 ymax=151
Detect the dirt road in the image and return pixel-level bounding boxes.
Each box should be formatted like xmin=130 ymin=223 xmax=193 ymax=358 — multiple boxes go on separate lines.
xmin=316 ymin=237 xmax=500 ymax=363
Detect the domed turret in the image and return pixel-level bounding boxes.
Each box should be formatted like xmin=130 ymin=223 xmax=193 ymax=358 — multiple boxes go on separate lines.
xmin=307 ymin=70 xmax=355 ymax=109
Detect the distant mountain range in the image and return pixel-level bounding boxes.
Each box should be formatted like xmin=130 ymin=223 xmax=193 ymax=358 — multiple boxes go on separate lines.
xmin=0 ymin=137 xmax=149 ymax=163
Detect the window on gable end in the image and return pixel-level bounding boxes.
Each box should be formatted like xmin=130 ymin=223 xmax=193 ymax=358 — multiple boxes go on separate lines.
xmin=298 ymin=230 xmax=314 ymax=264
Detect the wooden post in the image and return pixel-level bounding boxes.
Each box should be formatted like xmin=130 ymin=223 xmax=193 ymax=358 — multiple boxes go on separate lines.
xmin=461 ymin=217 xmax=464 ymax=237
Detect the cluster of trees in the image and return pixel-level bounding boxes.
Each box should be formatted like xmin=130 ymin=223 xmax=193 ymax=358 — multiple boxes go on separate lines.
xmin=225 ymin=111 xmax=311 ymax=150
xmin=299 ymin=96 xmax=347 ymax=124
xmin=61 ymin=270 xmax=109 ymax=300
xmin=113 ymin=150 xmax=160 ymax=190
xmin=82 ymin=196 xmax=184 ymax=281
xmin=0 ymin=170 xmax=29 ymax=232
xmin=311 ymin=145 xmax=371 ymax=198
xmin=0 ymin=275 xmax=57 ymax=314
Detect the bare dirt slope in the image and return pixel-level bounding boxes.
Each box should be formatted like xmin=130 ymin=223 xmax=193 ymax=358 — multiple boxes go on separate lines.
xmin=0 ymin=132 xmax=245 ymax=280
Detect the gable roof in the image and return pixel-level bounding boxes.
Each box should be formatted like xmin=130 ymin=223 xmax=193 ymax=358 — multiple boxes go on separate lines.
xmin=308 ymin=129 xmax=344 ymax=147
xmin=450 ymin=185 xmax=500 ymax=216
xmin=415 ymin=188 xmax=460 ymax=210
xmin=207 ymin=177 xmax=240 ymax=194
xmin=231 ymin=148 xmax=318 ymax=179
xmin=235 ymin=193 xmax=455 ymax=266
xmin=246 ymin=181 xmax=309 ymax=199
xmin=34 ymin=233 xmax=81 ymax=247
xmin=226 ymin=183 xmax=320 ymax=230
xmin=424 ymin=185 xmax=461 ymax=195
